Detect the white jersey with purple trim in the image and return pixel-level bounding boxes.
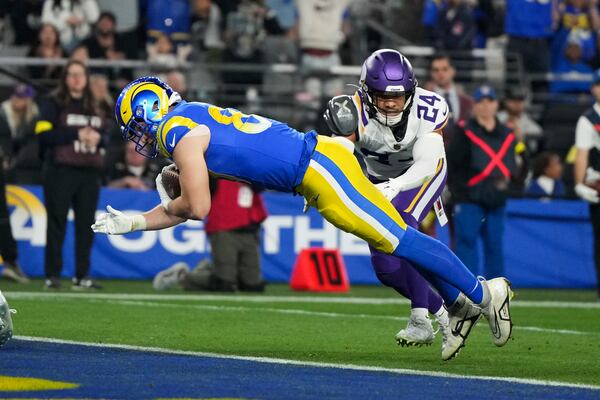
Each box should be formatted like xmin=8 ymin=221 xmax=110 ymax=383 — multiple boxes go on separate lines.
xmin=352 ymin=87 xmax=449 ymax=181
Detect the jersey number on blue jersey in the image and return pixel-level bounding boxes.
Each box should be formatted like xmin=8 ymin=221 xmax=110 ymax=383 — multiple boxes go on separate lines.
xmin=207 ymin=105 xmax=272 ymax=134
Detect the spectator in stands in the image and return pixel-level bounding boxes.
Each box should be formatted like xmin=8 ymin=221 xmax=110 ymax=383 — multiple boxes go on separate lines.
xmin=498 ymin=86 xmax=543 ymax=193
xmin=505 ymin=0 xmax=554 ymax=78
xmin=262 ymin=0 xmax=297 ymax=63
xmin=573 ymin=69 xmax=600 ymax=298
xmin=553 ymin=0 xmax=596 ymax=65
xmin=5 ymin=0 xmax=44 ymax=46
xmin=447 ymin=85 xmax=516 ymax=278
xmin=550 ymin=33 xmax=594 ymax=94
xmin=105 ymin=141 xmax=160 ymax=189
xmin=82 ymin=11 xmax=124 ymax=61
xmin=145 ymin=0 xmax=192 ymax=65
xmin=70 ymin=44 xmax=90 ymax=62
xmin=293 ymin=0 xmax=351 ymax=100
xmin=433 ymin=0 xmax=476 ymax=50
xmin=218 ymin=0 xmax=270 ymax=106
xmin=82 ymin=11 xmax=132 ymax=82
xmin=37 ymin=60 xmax=107 ymax=290
xmin=163 ymin=70 xmax=189 ymax=100
xmin=153 ymin=179 xmax=268 ymax=292
xmin=524 ymin=151 xmax=566 ymax=198
xmin=147 ymin=32 xmax=188 ymax=69
xmin=89 ymin=73 xmax=112 ymax=117
xmin=27 ymin=24 xmax=65 ymax=81
xmin=427 ymin=54 xmax=474 ymax=127
xmin=0 ymin=144 xmax=28 ymax=284
xmin=97 ymin=0 xmax=140 ymax=59
xmin=477 ymin=0 xmax=507 ymax=84
xmin=41 ymin=0 xmax=100 ymax=53
xmin=0 ymin=85 xmax=36 ymax=284
xmin=498 ymin=87 xmax=543 ymax=145
xmin=422 ymin=0 xmax=444 ymax=45
xmin=0 ymin=84 xmax=40 ymax=163
xmin=189 ymin=0 xmax=225 ymax=61
xmin=88 ymin=73 xmax=121 ymax=153
xmin=0 ymin=84 xmax=41 ymax=184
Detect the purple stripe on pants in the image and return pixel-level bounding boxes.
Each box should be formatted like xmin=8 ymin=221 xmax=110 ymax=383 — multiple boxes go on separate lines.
xmin=369 ymin=169 xmax=447 ymax=312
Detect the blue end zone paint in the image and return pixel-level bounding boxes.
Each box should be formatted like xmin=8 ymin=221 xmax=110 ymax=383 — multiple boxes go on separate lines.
xmin=0 ymin=339 xmax=598 ymax=400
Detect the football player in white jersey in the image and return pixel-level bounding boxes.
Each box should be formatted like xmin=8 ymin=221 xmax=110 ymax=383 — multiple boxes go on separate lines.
xmin=324 ymin=49 xmax=479 ymax=358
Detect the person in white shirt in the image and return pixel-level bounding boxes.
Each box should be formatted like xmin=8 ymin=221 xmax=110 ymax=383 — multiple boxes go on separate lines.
xmin=41 ymin=0 xmax=100 ymax=52
xmin=573 ymin=70 xmax=600 ymax=298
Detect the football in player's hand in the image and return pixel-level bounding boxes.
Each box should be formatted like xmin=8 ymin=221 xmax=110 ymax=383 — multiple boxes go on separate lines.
xmin=161 ymin=165 xmax=181 ymax=199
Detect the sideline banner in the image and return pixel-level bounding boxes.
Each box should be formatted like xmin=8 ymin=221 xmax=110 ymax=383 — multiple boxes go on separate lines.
xmin=4 ymin=185 xmax=597 ymax=288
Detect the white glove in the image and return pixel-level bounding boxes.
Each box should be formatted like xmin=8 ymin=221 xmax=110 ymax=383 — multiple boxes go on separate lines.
xmin=375 ymin=179 xmax=402 ymax=202
xmin=575 ymin=183 xmax=600 ymax=204
xmin=155 ymin=173 xmax=174 ymax=211
xmin=91 ymin=205 xmax=146 ymax=235
xmin=585 ymin=167 xmax=600 ymax=185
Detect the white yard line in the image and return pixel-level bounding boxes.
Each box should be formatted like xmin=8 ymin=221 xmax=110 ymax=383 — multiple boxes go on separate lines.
xmin=6 ymin=291 xmax=600 ymax=309
xmin=90 ymin=298 xmax=408 ymax=321
xmin=6 ymin=292 xmax=600 ymax=336
xmin=13 ymin=335 xmax=600 ymax=391
xmin=92 ymin=298 xmax=600 ymax=336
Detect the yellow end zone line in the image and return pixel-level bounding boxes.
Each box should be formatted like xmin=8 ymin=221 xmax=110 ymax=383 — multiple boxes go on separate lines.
xmin=0 ymin=376 xmax=78 ymax=392
xmin=5 ymin=292 xmax=600 ymax=309
xmin=12 ymin=335 xmax=600 ymax=392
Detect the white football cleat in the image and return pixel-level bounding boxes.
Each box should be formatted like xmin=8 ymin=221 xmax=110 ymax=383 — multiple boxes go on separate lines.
xmin=481 ymin=277 xmax=514 ymax=347
xmin=442 ymin=295 xmax=482 ymax=361
xmin=153 ymin=262 xmax=190 ymax=291
xmin=395 ymin=315 xmax=435 ymax=347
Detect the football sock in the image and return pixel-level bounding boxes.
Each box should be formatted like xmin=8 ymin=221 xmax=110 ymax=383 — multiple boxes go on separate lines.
xmin=433 ymin=306 xmax=449 ymax=326
xmin=411 ymin=307 xmax=428 ymax=320
xmin=394 ymin=226 xmax=484 ymax=304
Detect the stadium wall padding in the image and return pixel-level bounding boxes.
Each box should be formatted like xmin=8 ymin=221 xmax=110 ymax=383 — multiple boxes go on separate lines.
xmin=5 ymin=185 xmax=597 ymax=288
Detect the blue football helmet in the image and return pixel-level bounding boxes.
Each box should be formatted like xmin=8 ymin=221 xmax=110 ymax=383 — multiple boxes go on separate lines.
xmin=115 ymin=76 xmax=180 ymax=158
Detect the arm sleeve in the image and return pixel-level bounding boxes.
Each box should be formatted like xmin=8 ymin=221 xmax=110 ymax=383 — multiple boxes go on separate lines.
xmin=390 ymin=132 xmax=446 ymax=192
xmin=82 ymin=0 xmax=100 ymax=24
xmin=575 ymin=116 xmax=594 ymax=149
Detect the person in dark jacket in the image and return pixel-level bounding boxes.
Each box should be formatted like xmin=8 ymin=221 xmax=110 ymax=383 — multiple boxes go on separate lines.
xmin=36 ymin=60 xmax=107 ymax=290
xmin=447 ymin=85 xmax=517 ymax=278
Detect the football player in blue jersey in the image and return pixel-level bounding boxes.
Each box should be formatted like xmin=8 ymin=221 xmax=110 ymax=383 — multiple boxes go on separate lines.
xmin=92 ymin=75 xmax=514 ymax=360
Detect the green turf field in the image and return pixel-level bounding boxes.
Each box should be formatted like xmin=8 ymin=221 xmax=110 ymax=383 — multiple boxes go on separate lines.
xmin=2 ymin=280 xmax=600 ymax=387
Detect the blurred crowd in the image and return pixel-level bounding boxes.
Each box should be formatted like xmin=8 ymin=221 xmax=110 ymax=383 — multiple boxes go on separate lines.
xmin=0 ymin=0 xmax=596 ymax=197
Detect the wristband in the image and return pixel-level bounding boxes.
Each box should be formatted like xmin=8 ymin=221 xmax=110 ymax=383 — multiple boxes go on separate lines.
xmin=131 ymin=215 xmax=147 ymax=231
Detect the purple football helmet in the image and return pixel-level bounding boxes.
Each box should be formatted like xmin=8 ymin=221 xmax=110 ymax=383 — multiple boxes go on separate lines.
xmin=359 ymin=49 xmax=418 ymax=127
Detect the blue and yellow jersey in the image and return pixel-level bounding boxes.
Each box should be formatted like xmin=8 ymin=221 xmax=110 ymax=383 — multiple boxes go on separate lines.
xmin=156 ymin=101 xmax=318 ymax=192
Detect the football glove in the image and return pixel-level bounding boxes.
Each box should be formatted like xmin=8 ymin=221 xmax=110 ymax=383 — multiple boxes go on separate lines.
xmin=575 ymin=183 xmax=599 ymax=204
xmin=323 ymin=95 xmax=358 ymax=137
xmin=156 ymin=172 xmax=174 ymax=210
xmin=91 ymin=205 xmax=146 ymax=235
xmin=375 ymin=179 xmax=402 ymax=202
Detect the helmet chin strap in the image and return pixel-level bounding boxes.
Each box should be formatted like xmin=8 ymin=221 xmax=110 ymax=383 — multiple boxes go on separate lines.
xmin=389 ymin=92 xmax=415 ymax=142
xmin=375 ymin=92 xmax=414 ymax=129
